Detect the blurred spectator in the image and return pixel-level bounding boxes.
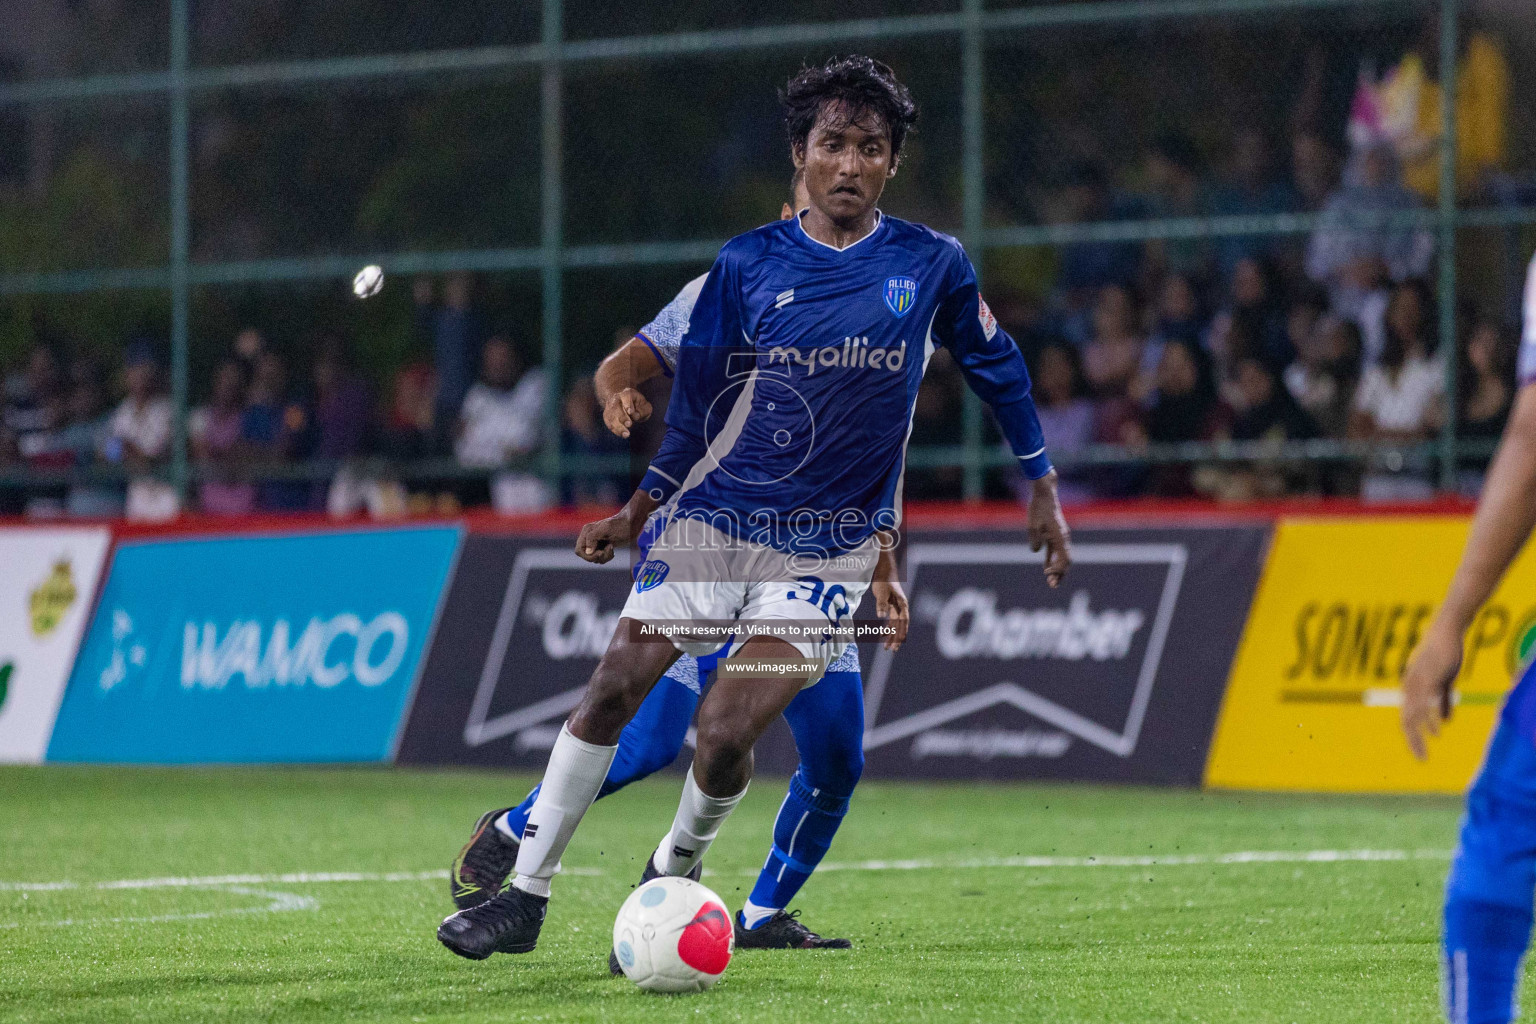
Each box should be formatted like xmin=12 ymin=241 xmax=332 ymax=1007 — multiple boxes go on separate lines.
xmin=189 ymin=359 xmax=255 ymax=516
xmin=242 ymin=351 xmax=312 ymax=511
xmin=562 ymin=375 xmax=628 ymax=506
xmin=1349 ymin=280 xmax=1443 ymax=501
xmin=1208 ymin=258 xmax=1290 ymax=379
xmin=1145 ymin=272 xmax=1204 ymax=370
xmin=1082 ymin=284 xmax=1145 ymax=400
xmin=1230 ymin=357 xmax=1317 ymax=442
xmin=232 ymin=326 xmax=267 ymax=379
xmin=417 ymin=274 xmax=484 ymax=446
xmin=1141 ymin=132 xmax=1212 ymax=280
xmin=1141 ymin=338 xmax=1230 ymax=496
xmin=1210 ymin=130 xmax=1301 ymax=277
xmin=1357 ymin=24 xmax=1509 ymax=202
xmin=1457 ymin=316 xmax=1512 ymax=485
xmin=456 ymin=335 xmax=551 ymax=514
xmin=1145 ymin=339 xmax=1229 ymax=444
xmin=1284 ymin=315 xmax=1363 ymax=439
xmin=1291 ymin=132 xmax=1341 ymax=213
xmin=58 ymin=364 xmax=123 ymax=518
xmin=310 ymin=336 xmax=373 ymax=512
xmin=107 ymin=344 xmax=179 ymax=522
xmin=1020 ymin=342 xmax=1097 ymax=506
xmin=1214 ymin=356 xmax=1319 ymax=500
xmin=1052 ymin=159 xmax=1146 ymax=345
xmin=1304 ymin=143 xmax=1433 ymax=323
xmin=4 ymin=347 xmax=63 ymax=462
xmin=379 ymin=362 xmax=437 ymax=461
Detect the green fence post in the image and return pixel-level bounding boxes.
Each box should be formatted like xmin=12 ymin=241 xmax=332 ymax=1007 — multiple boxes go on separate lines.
xmin=541 ymin=0 xmax=565 ymax=491
xmin=960 ymin=0 xmax=985 ymax=501
xmin=169 ymin=0 xmax=190 ymax=500
xmin=1436 ymin=0 xmax=1459 ymax=490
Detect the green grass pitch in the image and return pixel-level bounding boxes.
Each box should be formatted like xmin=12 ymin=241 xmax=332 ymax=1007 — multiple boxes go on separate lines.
xmin=0 ymin=766 xmax=1495 ymax=1022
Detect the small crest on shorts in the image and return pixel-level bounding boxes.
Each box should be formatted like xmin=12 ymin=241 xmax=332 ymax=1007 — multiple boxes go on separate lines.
xmin=634 ymin=559 xmax=670 ymax=593
xmin=884 ymin=276 xmax=918 ymax=318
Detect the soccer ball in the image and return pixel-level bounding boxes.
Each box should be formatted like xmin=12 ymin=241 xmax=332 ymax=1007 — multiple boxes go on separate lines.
xmin=612 ymin=876 xmax=733 ymax=993
xmin=351 ymin=264 xmax=384 ymax=299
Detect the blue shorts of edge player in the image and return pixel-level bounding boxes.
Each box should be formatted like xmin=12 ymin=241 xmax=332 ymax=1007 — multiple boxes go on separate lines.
xmin=495 ymin=519 xmax=866 ymax=933
xmin=1443 ymin=663 xmax=1536 ymax=1023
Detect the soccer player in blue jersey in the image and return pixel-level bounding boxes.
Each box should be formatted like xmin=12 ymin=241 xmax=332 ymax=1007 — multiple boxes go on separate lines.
xmin=446 ymin=173 xmax=910 ymax=954
xmin=437 ymin=54 xmax=1070 ymax=963
xmin=1401 ymin=252 xmax=1536 ymax=1024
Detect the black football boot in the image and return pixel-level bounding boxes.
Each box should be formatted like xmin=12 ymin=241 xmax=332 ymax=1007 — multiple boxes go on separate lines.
xmin=449 ymin=807 xmax=520 ymax=910
xmin=733 ymin=909 xmax=852 ymax=950
xmin=437 ymin=885 xmax=548 ymax=959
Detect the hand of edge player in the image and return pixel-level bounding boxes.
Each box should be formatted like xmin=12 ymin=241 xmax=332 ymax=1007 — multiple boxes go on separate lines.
xmin=1027 ymin=470 xmax=1071 ymax=589
xmin=1400 ymin=623 xmax=1462 ymax=761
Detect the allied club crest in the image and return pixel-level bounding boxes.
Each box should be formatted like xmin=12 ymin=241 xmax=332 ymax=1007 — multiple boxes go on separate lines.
xmin=633 ymin=559 xmax=671 ymax=593
xmin=883 ymin=276 xmax=918 ymax=318
xmin=29 ymin=558 xmax=76 ymax=638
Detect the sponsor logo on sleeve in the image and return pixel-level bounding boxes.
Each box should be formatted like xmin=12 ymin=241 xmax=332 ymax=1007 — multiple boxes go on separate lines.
xmin=977 ymin=296 xmax=998 ymax=340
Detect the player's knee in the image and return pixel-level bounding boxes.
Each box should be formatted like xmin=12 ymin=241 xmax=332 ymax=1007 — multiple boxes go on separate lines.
xmin=693 ymin=715 xmax=753 ymax=770
xmin=571 ymin=660 xmax=653 ymax=743
xmin=801 ymin=744 xmax=863 ymax=798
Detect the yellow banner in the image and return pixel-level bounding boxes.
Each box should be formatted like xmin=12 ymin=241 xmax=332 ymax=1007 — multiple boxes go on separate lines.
xmin=1206 ymin=517 xmax=1536 ymax=793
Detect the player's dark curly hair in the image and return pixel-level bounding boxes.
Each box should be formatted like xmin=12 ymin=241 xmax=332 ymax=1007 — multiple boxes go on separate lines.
xmin=781 ymin=55 xmax=918 ymax=160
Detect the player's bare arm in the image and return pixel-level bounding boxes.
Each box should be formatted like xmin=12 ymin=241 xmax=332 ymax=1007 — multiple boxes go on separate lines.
xmin=1402 ymin=383 xmax=1536 ymax=760
xmin=595 ymin=338 xmax=662 ymax=439
xmin=575 ymin=486 xmax=663 ymax=564
xmin=871 ymin=529 xmax=908 ymax=651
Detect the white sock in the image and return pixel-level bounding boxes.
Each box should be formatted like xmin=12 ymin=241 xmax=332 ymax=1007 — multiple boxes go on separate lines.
xmin=739 ymin=900 xmax=779 ymax=929
xmin=654 ymin=765 xmax=748 ymax=877
xmin=510 ymin=723 xmax=617 ymax=897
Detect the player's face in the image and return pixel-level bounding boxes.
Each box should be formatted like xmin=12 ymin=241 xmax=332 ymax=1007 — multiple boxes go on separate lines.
xmin=796 ymin=101 xmax=894 ymax=227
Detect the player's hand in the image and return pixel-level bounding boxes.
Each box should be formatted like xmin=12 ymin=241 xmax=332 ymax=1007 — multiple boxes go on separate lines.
xmin=1027 ymin=471 xmax=1071 ymax=588
xmin=1401 ymin=623 xmax=1462 ymax=761
xmin=603 ymin=388 xmax=653 ymax=439
xmin=872 ymin=580 xmax=909 ymax=651
xmin=576 ymin=511 xmax=638 ymax=564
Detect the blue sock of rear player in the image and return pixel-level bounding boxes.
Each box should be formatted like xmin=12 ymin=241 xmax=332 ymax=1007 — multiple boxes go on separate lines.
xmin=1443 ymin=897 xmax=1531 ymax=1024
xmin=740 ymin=665 xmax=864 ymax=929
xmin=740 ymin=769 xmax=851 ymax=927
xmin=1440 ymin=714 xmax=1536 ymax=1024
xmin=498 ymin=659 xmax=702 ymax=839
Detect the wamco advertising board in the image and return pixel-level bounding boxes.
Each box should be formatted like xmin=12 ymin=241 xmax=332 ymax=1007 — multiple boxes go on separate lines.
xmin=1207 ymin=517 xmax=1536 ymax=793
xmin=402 ymin=526 xmax=1264 ymax=783
xmin=0 ymin=527 xmax=112 ymax=763
xmin=47 ymin=527 xmax=460 ymax=763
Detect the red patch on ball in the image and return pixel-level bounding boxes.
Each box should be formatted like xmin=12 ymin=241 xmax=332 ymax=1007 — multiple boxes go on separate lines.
xmin=676 ymin=902 xmax=732 ymax=975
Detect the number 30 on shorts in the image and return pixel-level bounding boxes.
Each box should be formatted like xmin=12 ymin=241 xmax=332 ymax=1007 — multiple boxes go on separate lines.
xmin=785 ymin=576 xmax=850 ymax=624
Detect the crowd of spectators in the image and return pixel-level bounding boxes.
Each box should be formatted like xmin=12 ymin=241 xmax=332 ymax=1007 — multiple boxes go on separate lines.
xmin=925 ymin=24 xmax=1522 ymax=508
xmin=0 ymin=274 xmax=576 ymax=520
xmin=0 ymin=25 xmax=1526 ymax=519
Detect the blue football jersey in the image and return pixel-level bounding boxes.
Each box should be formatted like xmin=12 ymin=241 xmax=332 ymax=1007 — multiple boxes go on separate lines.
xmin=638 ymin=212 xmax=1051 ymax=557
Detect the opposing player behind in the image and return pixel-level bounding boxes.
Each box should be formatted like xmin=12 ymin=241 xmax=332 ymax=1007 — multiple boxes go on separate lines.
xmin=450 ymin=171 xmax=909 ymax=953
xmin=1401 ymin=252 xmax=1536 ymax=1024
xmin=436 ymin=54 xmax=1069 ymax=963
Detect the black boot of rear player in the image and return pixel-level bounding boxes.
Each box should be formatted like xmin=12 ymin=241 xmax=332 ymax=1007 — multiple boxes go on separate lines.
xmin=734 ymin=909 xmax=852 ymax=950
xmin=437 ymin=885 xmax=547 ymax=960
xmin=450 ymin=807 xmax=520 ymax=910
xmin=608 ymin=850 xmax=704 ymax=976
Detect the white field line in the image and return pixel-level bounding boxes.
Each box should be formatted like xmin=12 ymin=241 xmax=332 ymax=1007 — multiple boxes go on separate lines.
xmin=0 ymin=886 xmax=317 ymax=930
xmin=0 ymin=848 xmax=1452 ymax=895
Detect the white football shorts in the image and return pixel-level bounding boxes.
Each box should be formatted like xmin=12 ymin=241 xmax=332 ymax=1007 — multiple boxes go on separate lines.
xmin=619 ymin=515 xmax=878 ymax=684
